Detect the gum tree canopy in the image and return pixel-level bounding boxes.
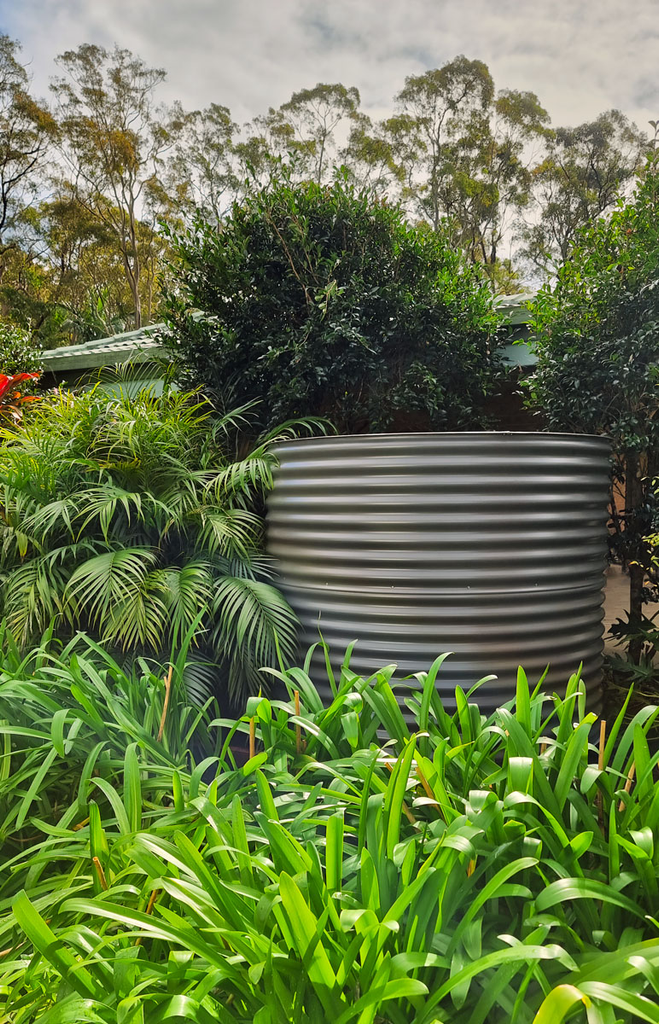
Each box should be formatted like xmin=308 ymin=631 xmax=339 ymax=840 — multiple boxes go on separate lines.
xmin=164 ymin=174 xmax=503 ymax=434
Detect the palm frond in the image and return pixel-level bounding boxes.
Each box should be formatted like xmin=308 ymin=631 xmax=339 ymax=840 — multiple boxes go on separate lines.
xmin=103 ymin=571 xmax=171 ymax=650
xmin=1 ymin=556 xmax=70 ymax=642
xmin=65 ymin=548 xmax=161 ymax=644
xmin=205 ymin=453 xmax=279 ymax=502
xmin=212 ymin=576 xmax=299 ymax=697
xmin=156 ymin=562 xmax=214 ymax=649
xmin=73 ymin=486 xmax=154 ymax=541
xmin=254 ymin=414 xmax=333 ymax=447
xmin=0 ymin=387 xmax=300 ymax=699
xmin=192 ymin=507 xmax=262 ymax=559
xmin=21 ymin=497 xmax=79 ymax=544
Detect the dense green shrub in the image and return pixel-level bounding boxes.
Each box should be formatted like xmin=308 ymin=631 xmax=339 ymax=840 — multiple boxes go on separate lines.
xmin=163 ymin=174 xmax=503 ymax=433
xmin=529 ymin=161 xmax=659 ymax=662
xmin=2 ymin=638 xmax=659 ymax=1022
xmin=0 ymin=382 xmax=317 ymax=700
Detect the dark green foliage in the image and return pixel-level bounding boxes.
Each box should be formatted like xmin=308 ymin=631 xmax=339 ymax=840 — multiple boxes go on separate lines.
xmin=529 ymin=162 xmax=659 ymax=662
xmin=2 ymin=637 xmax=659 ymax=1021
xmin=529 ymin=163 xmax=659 ymax=453
xmin=0 ymin=381 xmax=317 ymax=700
xmin=164 ymin=174 xmax=503 ymax=433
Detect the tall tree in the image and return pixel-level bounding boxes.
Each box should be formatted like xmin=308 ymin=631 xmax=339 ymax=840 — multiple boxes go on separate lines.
xmin=342 ymin=112 xmax=407 ymax=196
xmin=167 ymin=102 xmax=238 ymax=226
xmin=445 ymin=89 xmax=550 ymax=271
xmin=0 ymin=36 xmax=57 ymax=276
xmin=248 ymin=83 xmax=361 ymax=184
xmin=0 ymin=184 xmax=166 ymax=346
xmin=51 ymin=44 xmax=184 ymax=327
xmin=392 ymin=57 xmax=495 ymax=232
xmin=388 ymin=57 xmax=549 ymax=285
xmin=518 ymin=110 xmax=647 ymax=275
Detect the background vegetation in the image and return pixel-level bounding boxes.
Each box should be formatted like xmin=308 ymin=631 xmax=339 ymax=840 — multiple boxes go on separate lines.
xmin=0 ymin=35 xmax=649 ymax=346
xmin=529 ymin=160 xmax=659 ymax=665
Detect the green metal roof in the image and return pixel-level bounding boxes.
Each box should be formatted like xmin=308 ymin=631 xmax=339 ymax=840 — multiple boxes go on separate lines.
xmin=42 ymin=294 xmax=536 ymax=373
xmin=42 ymin=322 xmax=165 ymax=372
xmin=494 ymin=292 xmax=535 ymax=325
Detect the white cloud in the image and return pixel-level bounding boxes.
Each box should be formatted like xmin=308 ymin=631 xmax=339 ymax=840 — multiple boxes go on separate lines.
xmin=4 ymin=0 xmax=658 ymax=136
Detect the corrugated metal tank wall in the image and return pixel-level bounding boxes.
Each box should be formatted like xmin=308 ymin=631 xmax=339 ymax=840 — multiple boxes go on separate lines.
xmin=266 ymin=433 xmax=611 ymax=713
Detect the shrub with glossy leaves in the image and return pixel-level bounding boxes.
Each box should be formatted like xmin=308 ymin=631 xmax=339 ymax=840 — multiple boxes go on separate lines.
xmin=164 ymin=172 xmax=504 ymax=434
xmin=529 ymin=161 xmax=659 ymax=663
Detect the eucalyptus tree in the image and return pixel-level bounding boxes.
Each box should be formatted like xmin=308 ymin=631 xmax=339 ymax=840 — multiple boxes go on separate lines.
xmin=50 ymin=44 xmax=186 ymax=327
xmin=519 ymin=109 xmax=648 ymax=275
xmin=167 ymin=102 xmax=239 ymax=226
xmin=248 ymin=83 xmax=361 ymax=184
xmin=0 ymin=35 xmax=57 ymax=276
xmin=387 ymin=57 xmax=550 ymax=285
xmin=390 ymin=56 xmax=495 ymax=231
xmin=0 ymin=187 xmax=150 ymax=346
xmin=342 ymin=112 xmax=408 ymax=196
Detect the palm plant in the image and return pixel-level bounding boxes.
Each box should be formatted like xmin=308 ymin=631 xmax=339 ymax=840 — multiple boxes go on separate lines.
xmin=0 ymin=380 xmax=320 ymax=700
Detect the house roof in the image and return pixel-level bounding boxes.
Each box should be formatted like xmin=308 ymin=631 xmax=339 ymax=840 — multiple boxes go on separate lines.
xmin=42 ymin=293 xmax=536 ymax=373
xmin=494 ymin=292 xmax=535 ymax=325
xmin=41 ymin=322 xmax=166 ymax=371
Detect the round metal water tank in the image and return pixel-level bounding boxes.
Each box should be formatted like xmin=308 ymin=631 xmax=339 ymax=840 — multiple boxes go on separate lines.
xmin=266 ymin=432 xmax=611 ymax=713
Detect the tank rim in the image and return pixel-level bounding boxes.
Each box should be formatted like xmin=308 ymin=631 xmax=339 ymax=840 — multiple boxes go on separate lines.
xmin=277 ymin=430 xmax=611 ymax=445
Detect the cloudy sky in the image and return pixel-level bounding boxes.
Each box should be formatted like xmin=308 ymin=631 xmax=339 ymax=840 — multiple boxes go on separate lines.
xmin=2 ymin=0 xmax=658 ymax=134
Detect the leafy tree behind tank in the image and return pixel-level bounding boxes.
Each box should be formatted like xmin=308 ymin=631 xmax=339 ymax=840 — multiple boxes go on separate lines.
xmin=529 ymin=159 xmax=659 ymax=661
xmin=163 ymin=174 xmax=504 ymax=434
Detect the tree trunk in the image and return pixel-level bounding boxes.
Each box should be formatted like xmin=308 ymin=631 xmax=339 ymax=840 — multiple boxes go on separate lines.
xmin=130 ymin=271 xmax=142 ymax=329
xmin=626 ymin=453 xmax=644 ymax=664
xmin=128 ymin=202 xmax=142 ymax=329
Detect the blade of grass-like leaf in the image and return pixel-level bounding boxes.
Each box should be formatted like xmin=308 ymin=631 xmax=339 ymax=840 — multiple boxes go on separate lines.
xmin=536 ymin=878 xmax=646 ymax=918
xmin=13 ymin=891 xmax=99 ymax=999
xmin=62 ymin=898 xmax=226 ymax=964
xmin=579 ymin=982 xmax=659 ymax=1023
xmin=416 ymin=653 xmax=453 ymax=735
xmin=447 ymin=857 xmax=539 ymax=957
xmin=515 ymin=667 xmax=532 ymax=736
xmin=124 ymin=743 xmax=142 ymax=833
xmin=385 ymin=737 xmax=417 ymax=859
xmin=150 ymin=994 xmax=234 ymax=1024
xmin=326 ymin=811 xmax=345 ymax=893
xmin=278 ymin=872 xmax=338 ymax=1001
xmin=532 ymin=984 xmax=591 ymax=1023
xmin=417 ymin=944 xmax=574 ymax=1024
xmin=15 ymin=745 xmax=57 ymax=829
xmin=255 ymin=768 xmax=279 ymax=820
